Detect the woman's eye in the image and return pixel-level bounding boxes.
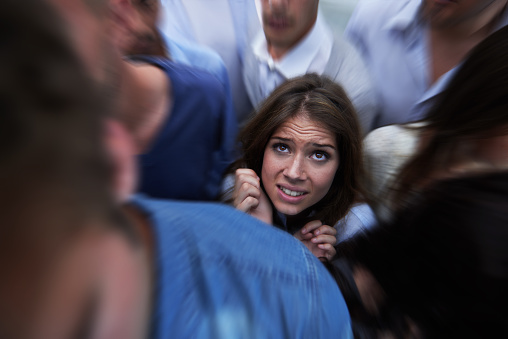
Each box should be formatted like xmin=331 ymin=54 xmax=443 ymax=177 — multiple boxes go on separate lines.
xmin=311 ymin=151 xmax=329 ymax=161
xmin=273 ymin=143 xmax=289 ymax=153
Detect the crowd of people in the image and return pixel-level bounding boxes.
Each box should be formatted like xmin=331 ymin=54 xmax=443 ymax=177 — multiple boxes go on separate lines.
xmin=1 ymin=0 xmax=508 ymax=338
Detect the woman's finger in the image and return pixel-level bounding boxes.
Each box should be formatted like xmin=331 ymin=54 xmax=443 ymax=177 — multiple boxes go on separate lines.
xmin=301 ymin=220 xmax=322 ymax=235
xmin=318 ymin=243 xmax=336 ymax=261
xmin=311 ymin=234 xmax=337 ymax=246
xmin=313 ymin=225 xmax=337 ymax=236
xmin=236 ymin=196 xmax=259 ymax=213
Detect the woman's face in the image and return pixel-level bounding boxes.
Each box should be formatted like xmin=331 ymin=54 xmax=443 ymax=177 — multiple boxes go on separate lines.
xmin=261 ymin=113 xmax=339 ymax=216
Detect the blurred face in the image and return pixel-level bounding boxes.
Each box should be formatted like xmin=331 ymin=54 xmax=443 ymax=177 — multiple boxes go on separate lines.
xmin=261 ymin=113 xmax=339 ymax=217
xmin=122 ymin=0 xmax=166 ymax=56
xmin=421 ymin=0 xmax=507 ymax=28
xmin=261 ymin=0 xmax=319 ymax=55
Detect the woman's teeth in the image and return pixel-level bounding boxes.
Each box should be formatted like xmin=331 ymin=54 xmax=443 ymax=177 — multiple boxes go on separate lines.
xmin=281 ymin=187 xmax=304 ymax=197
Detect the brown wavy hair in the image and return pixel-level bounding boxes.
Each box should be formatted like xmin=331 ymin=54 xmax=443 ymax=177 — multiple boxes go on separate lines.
xmin=227 ymin=73 xmax=363 ymax=226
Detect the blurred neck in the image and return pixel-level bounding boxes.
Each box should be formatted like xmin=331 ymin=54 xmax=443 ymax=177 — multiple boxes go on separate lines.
xmin=115 ymin=60 xmax=170 ymax=154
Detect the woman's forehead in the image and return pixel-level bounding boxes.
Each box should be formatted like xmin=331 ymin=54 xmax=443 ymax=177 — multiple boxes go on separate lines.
xmin=271 ymin=114 xmax=335 ymax=142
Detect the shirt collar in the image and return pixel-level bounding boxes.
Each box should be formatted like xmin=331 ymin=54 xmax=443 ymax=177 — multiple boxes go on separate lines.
xmin=383 ymin=0 xmax=422 ymax=32
xmin=252 ymin=15 xmax=333 ymax=79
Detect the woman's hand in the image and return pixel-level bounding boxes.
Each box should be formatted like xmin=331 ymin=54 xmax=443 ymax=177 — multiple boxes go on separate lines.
xmin=294 ymin=220 xmax=337 ymax=261
xmin=232 ymin=169 xmax=272 ymax=224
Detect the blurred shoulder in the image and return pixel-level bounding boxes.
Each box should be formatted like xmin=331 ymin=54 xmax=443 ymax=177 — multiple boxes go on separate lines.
xmin=364 ymin=123 xmax=417 ymax=156
xmin=346 ymin=0 xmax=418 ymax=32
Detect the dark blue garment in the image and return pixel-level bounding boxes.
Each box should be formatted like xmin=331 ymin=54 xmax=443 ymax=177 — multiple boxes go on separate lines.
xmin=131 ymin=195 xmax=353 ymax=339
xmin=133 ymin=56 xmax=238 ymax=201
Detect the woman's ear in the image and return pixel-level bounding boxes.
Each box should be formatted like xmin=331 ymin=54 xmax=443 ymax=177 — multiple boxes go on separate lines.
xmin=103 ymin=119 xmax=138 ymax=202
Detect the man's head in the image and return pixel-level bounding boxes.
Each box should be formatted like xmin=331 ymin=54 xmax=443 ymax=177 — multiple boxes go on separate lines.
xmin=0 ymin=0 xmax=152 ymax=337
xmin=421 ymin=0 xmax=508 ymax=30
xmin=261 ymin=0 xmax=319 ymax=58
xmin=116 ymin=0 xmax=167 ymax=56
xmin=47 ymin=0 xmax=120 ymax=86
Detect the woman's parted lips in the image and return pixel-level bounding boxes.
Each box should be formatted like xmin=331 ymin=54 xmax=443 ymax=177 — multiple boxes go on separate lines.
xmin=277 ymin=184 xmax=308 ymax=197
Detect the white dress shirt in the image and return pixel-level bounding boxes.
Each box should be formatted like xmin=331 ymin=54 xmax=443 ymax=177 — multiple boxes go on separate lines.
xmin=160 ymin=0 xmax=259 ymax=124
xmin=251 ymin=15 xmax=333 ymax=100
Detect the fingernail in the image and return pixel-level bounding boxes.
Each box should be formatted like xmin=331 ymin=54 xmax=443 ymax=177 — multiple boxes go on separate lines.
xmin=312 ymin=238 xmax=317 ymax=243
xmin=314 ymin=230 xmax=320 ymax=235
xmin=301 ymin=228 xmax=307 ymax=234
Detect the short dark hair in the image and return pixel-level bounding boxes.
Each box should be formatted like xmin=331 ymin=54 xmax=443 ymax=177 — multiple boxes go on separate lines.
xmin=228 ymin=74 xmax=363 ymax=226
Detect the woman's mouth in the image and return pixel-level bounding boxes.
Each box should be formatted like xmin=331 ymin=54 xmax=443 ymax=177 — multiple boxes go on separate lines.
xmin=279 ymin=185 xmax=306 ymax=197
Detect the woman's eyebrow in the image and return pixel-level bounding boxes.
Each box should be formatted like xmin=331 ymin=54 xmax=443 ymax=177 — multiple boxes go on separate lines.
xmin=270 ymin=137 xmax=336 ymax=150
xmin=312 ymin=143 xmax=336 ymax=150
xmin=270 ymin=136 xmax=292 ymax=142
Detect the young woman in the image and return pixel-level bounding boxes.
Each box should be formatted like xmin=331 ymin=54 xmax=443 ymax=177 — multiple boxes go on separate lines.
xmin=223 ymin=73 xmax=372 ymax=261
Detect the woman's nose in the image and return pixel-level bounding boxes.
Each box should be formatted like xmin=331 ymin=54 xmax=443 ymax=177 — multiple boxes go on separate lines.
xmin=283 ymin=155 xmax=306 ymax=180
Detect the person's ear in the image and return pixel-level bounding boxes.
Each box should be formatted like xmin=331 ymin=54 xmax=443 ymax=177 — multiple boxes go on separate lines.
xmin=103 ymin=119 xmax=138 ymax=202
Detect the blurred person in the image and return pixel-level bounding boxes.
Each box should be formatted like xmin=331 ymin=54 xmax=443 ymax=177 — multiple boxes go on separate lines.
xmin=223 ymin=74 xmax=376 ymax=261
xmin=0 ymin=0 xmax=354 ymax=338
xmin=108 ymin=0 xmax=239 ymax=201
xmin=160 ymin=0 xmax=259 ymax=124
xmin=332 ymin=171 xmax=508 ymax=338
xmin=319 ymin=0 xmax=359 ymax=34
xmin=346 ymin=0 xmax=508 ymax=128
xmin=123 ymin=0 xmax=234 ymax=105
xmin=362 ymin=24 xmax=508 ymax=222
xmin=243 ymin=0 xmax=377 ymax=135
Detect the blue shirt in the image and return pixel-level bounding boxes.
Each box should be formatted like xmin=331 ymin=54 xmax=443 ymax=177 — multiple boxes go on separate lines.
xmin=159 ymin=1 xmax=257 ymax=124
xmin=131 ymin=196 xmax=353 ymax=339
xmin=163 ymin=33 xmax=231 ymax=94
xmin=134 ymin=56 xmax=238 ymax=201
xmin=345 ymin=0 xmax=508 ymax=128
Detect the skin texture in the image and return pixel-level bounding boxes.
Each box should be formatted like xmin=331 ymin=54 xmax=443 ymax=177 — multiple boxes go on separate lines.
xmin=261 ymin=0 xmax=319 ymax=59
xmin=233 ymin=113 xmax=339 ymax=260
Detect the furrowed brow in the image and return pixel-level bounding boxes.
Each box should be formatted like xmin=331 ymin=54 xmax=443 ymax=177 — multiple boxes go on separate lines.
xmin=270 ymin=136 xmax=291 ymax=142
xmin=312 ymin=143 xmax=336 ymax=150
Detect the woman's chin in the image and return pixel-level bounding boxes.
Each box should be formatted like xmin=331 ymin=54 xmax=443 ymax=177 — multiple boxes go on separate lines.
xmin=277 ymin=206 xmax=304 ymax=216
